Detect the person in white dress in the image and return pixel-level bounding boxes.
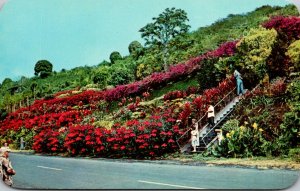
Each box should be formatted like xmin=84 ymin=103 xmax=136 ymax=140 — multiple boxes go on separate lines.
xmin=191 ymin=119 xmax=199 ymax=152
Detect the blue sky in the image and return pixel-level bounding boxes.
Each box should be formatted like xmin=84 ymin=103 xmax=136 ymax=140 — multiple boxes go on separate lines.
xmin=0 ymin=0 xmax=294 ymax=82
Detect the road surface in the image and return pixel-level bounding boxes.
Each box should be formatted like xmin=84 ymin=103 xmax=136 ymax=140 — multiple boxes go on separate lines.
xmin=3 ymin=153 xmax=299 ymax=189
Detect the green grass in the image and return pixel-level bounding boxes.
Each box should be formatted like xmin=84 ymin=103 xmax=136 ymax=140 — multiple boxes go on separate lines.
xmin=150 ymin=76 xmax=199 ymax=99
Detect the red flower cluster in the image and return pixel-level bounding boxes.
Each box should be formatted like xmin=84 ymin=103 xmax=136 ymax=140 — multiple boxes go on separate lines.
xmin=33 ymin=129 xmax=63 ymax=153
xmin=34 ymin=114 xmax=183 ymax=158
xmin=0 ymin=110 xmax=91 ymax=134
xmin=263 ymin=16 xmax=300 ymax=41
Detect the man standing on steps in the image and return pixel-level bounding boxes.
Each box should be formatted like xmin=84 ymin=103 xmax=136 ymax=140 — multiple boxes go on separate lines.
xmin=234 ymin=69 xmax=246 ymax=98
xmin=207 ymin=103 xmax=215 ymax=138
xmin=207 ymin=104 xmax=215 ymax=128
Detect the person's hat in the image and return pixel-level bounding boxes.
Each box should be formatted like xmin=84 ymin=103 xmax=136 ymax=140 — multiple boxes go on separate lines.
xmin=0 ymin=147 xmax=10 ymax=156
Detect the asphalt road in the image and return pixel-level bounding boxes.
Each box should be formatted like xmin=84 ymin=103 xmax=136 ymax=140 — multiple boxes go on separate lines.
xmin=3 ymin=153 xmax=299 ymax=189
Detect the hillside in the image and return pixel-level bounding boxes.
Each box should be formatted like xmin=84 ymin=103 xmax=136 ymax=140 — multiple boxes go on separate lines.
xmin=0 ymin=5 xmax=297 ymax=114
xmin=0 ymin=5 xmax=299 ymax=160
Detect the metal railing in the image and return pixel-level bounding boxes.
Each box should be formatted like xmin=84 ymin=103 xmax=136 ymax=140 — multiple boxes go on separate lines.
xmin=199 ymin=83 xmax=262 ymax=149
xmin=176 ymin=87 xmax=237 ymax=150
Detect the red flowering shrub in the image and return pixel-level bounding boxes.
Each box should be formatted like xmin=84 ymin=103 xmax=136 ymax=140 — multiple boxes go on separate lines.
xmin=32 ymin=129 xmax=64 ymax=153
xmin=263 ymin=16 xmax=300 ymax=41
xmin=64 ymin=125 xmax=97 ymax=156
xmin=60 ymin=115 xmax=182 ymax=158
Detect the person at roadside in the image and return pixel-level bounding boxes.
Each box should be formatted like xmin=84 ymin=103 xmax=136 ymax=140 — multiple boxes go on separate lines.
xmin=0 ymin=143 xmax=11 ymax=152
xmin=190 ymin=119 xmax=199 ymax=152
xmin=234 ymin=69 xmax=245 ymax=97
xmin=0 ymin=148 xmax=16 ymax=186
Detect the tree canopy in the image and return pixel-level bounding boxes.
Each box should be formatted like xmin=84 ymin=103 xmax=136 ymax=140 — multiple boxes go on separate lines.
xmin=109 ymin=51 xmax=122 ymax=64
xmin=139 ymin=7 xmax=190 ymax=71
xmin=34 ymin=60 xmax=53 ymax=78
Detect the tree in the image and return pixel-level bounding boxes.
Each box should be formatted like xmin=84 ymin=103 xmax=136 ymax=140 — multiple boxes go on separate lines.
xmin=139 ymin=7 xmax=190 ymax=71
xmin=109 ymin=64 xmax=134 ymax=86
xmin=1 ymin=78 xmax=13 ymax=87
xmin=109 ymin=51 xmax=122 ymax=64
xmin=128 ymin=41 xmax=144 ymax=59
xmin=92 ymin=66 xmax=110 ymax=89
xmin=34 ymin=60 xmax=53 ymax=78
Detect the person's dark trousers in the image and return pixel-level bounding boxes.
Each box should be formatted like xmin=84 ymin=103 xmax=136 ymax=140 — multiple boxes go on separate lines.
xmin=208 ymin=117 xmax=215 ymax=137
xmin=208 ymin=117 xmax=214 ymax=127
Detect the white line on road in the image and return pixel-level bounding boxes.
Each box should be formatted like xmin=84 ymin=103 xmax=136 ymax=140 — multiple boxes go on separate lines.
xmin=138 ymin=180 xmax=205 ymax=189
xmin=37 ymin=166 xmax=62 ymax=171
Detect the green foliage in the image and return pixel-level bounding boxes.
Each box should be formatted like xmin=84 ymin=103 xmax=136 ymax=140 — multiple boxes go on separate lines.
xmin=92 ymin=66 xmax=110 ymax=89
xmin=236 ymin=27 xmax=278 ymax=79
xmin=221 ymin=119 xmax=240 ymax=132
xmin=109 ymin=51 xmax=122 ymax=64
xmin=288 ymin=148 xmax=300 ymax=162
xmin=197 ymin=58 xmax=224 ymax=91
xmin=1 ymin=78 xmax=13 ymax=87
xmin=136 ymin=47 xmax=163 ymax=79
xmin=278 ymin=79 xmax=300 ymax=151
xmin=0 ymin=108 xmax=8 ymax=120
xmin=1 ymin=128 xmax=35 ymax=150
xmin=128 ymin=41 xmax=144 ymax=59
xmin=139 ymin=7 xmax=190 ymax=71
xmin=168 ymin=34 xmax=203 ymax=65
xmin=216 ymin=122 xmax=273 ymax=157
xmin=109 ymin=62 xmax=135 ymax=86
xmin=286 ymin=40 xmax=300 ymax=71
xmin=34 ymin=60 xmax=53 ymax=78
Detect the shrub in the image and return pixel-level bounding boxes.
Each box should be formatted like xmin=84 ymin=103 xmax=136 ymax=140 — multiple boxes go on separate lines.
xmin=286 ymin=40 xmax=300 ymax=71
xmin=217 ymin=122 xmax=271 ymax=157
xmin=236 ymin=27 xmax=278 ymax=79
xmin=262 ymin=16 xmax=300 ymax=41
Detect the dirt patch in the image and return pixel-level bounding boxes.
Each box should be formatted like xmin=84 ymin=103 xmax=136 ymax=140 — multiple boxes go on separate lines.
xmin=167 ymin=156 xmax=300 ymax=170
xmin=205 ymin=158 xmax=300 ymax=170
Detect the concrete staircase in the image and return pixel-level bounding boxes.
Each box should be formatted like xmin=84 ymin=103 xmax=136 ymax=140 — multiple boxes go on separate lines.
xmin=177 ymin=93 xmax=241 ymax=154
xmin=196 ymin=96 xmax=240 ymax=152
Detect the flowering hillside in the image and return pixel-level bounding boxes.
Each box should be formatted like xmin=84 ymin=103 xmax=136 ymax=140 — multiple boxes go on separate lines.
xmin=1 ymin=15 xmax=300 ymax=159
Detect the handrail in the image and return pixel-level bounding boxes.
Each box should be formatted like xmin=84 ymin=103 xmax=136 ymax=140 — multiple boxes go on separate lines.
xmin=200 ymin=83 xmax=262 ymax=149
xmin=200 ymin=103 xmax=236 ymax=143
xmin=176 ymin=87 xmax=237 ymax=150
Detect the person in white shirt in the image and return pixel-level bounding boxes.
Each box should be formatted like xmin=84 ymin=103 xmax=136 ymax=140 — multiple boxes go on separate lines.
xmin=0 ymin=143 xmax=11 ymax=152
xmin=207 ymin=104 xmax=215 ymax=128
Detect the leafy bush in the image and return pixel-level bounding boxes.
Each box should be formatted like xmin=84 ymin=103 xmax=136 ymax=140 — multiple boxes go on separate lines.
xmin=278 ymin=79 xmax=300 ymax=151
xmin=109 ymin=51 xmax=122 ymax=64
xmin=288 ymin=148 xmax=300 ymax=162
xmin=236 ymin=27 xmax=278 ymax=79
xmin=217 ymin=122 xmax=273 ymax=157
xmin=286 ymin=40 xmax=300 ymax=71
